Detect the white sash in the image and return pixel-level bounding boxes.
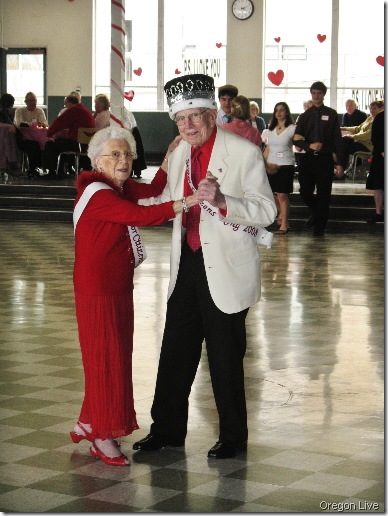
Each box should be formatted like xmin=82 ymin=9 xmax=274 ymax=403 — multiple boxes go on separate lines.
xmin=184 ymin=156 xmax=273 ymax=249
xmin=73 ymin=181 xmax=147 ymax=267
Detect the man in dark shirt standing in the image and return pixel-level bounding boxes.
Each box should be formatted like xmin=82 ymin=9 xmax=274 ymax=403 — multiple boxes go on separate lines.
xmin=293 ymin=81 xmax=345 ymax=236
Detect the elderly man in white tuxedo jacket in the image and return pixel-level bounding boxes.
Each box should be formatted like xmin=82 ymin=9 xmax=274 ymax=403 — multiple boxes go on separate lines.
xmin=133 ymin=74 xmax=276 ymax=459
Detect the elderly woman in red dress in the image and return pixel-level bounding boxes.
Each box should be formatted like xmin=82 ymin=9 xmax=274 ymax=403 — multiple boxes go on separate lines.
xmin=70 ymin=126 xmax=197 ymax=466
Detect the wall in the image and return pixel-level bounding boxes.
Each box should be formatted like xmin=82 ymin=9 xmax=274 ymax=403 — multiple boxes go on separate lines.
xmin=226 ymin=0 xmax=264 ymax=101
xmin=0 ymin=0 xmax=94 ymax=120
xmin=0 ymin=0 xmax=268 ymax=156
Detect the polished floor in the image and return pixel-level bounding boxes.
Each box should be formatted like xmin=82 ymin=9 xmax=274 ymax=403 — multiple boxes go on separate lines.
xmin=0 ymin=196 xmax=384 ymax=511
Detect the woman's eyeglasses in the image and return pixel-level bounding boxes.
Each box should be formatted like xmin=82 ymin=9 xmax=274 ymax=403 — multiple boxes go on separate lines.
xmin=100 ymin=151 xmax=133 ymax=160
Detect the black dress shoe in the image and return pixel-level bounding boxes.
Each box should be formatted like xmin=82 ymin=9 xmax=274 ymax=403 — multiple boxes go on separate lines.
xmin=132 ymin=434 xmax=185 ymax=451
xmin=207 ymin=440 xmax=247 ymax=459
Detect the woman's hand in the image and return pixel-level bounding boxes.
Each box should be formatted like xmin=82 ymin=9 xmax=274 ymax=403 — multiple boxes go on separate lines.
xmin=172 ymin=192 xmax=199 ymax=214
xmin=161 ymin=136 xmax=183 ymax=172
xmin=266 ymin=162 xmax=279 ymax=174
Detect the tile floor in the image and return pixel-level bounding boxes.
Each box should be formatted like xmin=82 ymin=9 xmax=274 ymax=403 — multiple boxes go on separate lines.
xmin=0 ymin=218 xmax=384 ymax=512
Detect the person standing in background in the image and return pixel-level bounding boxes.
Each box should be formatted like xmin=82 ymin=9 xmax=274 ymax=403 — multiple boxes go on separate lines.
xmin=292 ymin=81 xmax=345 ymax=237
xmin=216 ymin=84 xmax=238 ymax=125
xmin=366 ymin=109 xmax=384 ymax=224
xmin=262 ymin=102 xmax=296 ymax=235
xmin=222 ymin=95 xmax=262 ymax=147
xmin=249 ymin=100 xmax=266 ymax=134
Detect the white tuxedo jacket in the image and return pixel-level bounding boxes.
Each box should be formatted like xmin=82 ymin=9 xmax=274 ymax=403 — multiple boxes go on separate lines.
xmin=161 ymin=127 xmax=276 ymax=314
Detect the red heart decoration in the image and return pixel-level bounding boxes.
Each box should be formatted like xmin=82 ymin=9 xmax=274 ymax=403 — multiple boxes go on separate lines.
xmin=376 ymin=55 xmax=384 ymax=66
xmin=267 ymin=70 xmax=284 ymax=86
xmin=216 ymin=42 xmax=222 ymax=48
xmin=133 ymin=67 xmax=142 ymax=76
xmin=274 ymin=37 xmax=281 ymax=43
xmin=175 ymin=68 xmax=181 ymax=75
xmin=317 ymin=34 xmax=326 ymax=43
xmin=124 ymin=90 xmax=134 ymax=101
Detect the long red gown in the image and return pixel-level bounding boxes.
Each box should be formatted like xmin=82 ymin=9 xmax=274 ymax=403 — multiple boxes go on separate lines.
xmin=73 ymin=170 xmax=171 ymax=440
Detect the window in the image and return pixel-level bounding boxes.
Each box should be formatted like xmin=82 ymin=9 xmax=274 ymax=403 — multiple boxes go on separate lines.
xmin=94 ymin=0 xmax=226 ymax=111
xmin=1 ymin=48 xmax=46 ymax=106
xmin=263 ymin=0 xmax=384 ymax=114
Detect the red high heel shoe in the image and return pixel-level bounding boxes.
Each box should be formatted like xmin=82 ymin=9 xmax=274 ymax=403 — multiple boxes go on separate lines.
xmin=70 ymin=421 xmax=93 ymax=444
xmin=90 ymin=443 xmax=130 ymax=466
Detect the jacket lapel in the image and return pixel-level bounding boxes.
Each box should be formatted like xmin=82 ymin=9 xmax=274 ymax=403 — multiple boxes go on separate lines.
xmin=208 ymin=128 xmax=230 ymax=185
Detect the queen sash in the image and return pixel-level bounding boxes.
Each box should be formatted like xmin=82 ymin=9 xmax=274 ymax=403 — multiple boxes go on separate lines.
xmin=73 ymin=181 xmax=147 ymax=267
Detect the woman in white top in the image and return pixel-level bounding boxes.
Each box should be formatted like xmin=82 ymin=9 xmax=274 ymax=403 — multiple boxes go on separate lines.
xmin=262 ymin=102 xmax=295 ymax=235
xmin=93 ymin=94 xmax=111 ymax=129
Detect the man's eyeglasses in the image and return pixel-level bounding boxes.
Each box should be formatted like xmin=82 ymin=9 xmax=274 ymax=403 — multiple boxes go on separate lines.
xmin=100 ymin=151 xmax=133 ymax=160
xmin=175 ymin=109 xmax=209 ymax=126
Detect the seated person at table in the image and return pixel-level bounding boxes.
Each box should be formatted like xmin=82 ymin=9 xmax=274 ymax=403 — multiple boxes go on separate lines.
xmin=93 ymin=94 xmax=110 ymax=129
xmin=0 ymin=93 xmax=18 ymax=171
xmin=14 ymin=92 xmax=47 ymax=177
xmin=341 ymin=100 xmax=384 ymax=174
xmin=341 ymin=99 xmax=367 ymax=128
xmin=39 ymin=95 xmax=96 ymax=176
xmin=14 ymin=92 xmax=47 ymax=128
xmin=58 ymin=91 xmax=82 ymax=116
xmin=0 ymin=93 xmax=16 ymax=127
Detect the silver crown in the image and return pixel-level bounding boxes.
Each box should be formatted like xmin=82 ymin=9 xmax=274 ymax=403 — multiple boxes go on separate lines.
xmin=165 ymin=74 xmax=215 ymax=107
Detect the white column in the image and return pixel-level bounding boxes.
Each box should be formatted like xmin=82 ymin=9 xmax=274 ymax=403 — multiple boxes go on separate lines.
xmin=330 ymin=0 xmax=339 ymax=110
xmin=110 ymin=0 xmax=126 ymax=127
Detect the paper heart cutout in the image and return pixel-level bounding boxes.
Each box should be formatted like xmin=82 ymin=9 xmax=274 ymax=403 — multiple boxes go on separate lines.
xmin=376 ymin=55 xmax=384 ymax=66
xmin=274 ymin=37 xmax=281 ymax=43
xmin=175 ymin=68 xmax=181 ymax=75
xmin=317 ymin=34 xmax=326 ymax=43
xmin=267 ymin=69 xmax=284 ymax=86
xmin=133 ymin=67 xmax=142 ymax=76
xmin=216 ymin=42 xmax=222 ymax=48
xmin=124 ymin=90 xmax=134 ymax=101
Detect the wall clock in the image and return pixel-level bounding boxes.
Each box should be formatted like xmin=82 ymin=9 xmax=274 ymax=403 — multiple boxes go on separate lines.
xmin=232 ymin=0 xmax=254 ymax=20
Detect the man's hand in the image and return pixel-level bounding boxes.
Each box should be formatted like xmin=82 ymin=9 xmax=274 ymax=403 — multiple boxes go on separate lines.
xmin=309 ymin=142 xmax=323 ymax=151
xmin=197 ymin=171 xmax=226 ymax=210
xmin=334 ymin=165 xmax=344 ymax=178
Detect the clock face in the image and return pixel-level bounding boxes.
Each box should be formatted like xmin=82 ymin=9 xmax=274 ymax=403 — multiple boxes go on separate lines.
xmin=232 ymin=0 xmax=254 ymax=20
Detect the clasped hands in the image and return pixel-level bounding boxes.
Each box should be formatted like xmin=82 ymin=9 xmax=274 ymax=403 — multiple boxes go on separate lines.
xmin=174 ymin=172 xmax=226 ymax=214
xmin=196 ymin=171 xmax=226 ymax=210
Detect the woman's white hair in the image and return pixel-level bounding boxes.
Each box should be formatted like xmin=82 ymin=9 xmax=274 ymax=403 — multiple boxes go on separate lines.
xmin=88 ymin=126 xmax=137 ymax=168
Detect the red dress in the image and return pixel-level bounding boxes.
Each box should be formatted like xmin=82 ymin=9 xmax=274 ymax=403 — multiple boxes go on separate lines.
xmin=74 ymin=170 xmax=172 ymax=440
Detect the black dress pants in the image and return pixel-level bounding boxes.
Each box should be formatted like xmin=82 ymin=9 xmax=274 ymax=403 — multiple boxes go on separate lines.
xmin=297 ymin=153 xmax=334 ymax=233
xmin=19 ymin=140 xmax=42 ymax=174
xmin=342 ymin=137 xmax=369 ymax=168
xmin=43 ymin=138 xmax=79 ymax=175
xmin=150 ymin=243 xmax=249 ymax=444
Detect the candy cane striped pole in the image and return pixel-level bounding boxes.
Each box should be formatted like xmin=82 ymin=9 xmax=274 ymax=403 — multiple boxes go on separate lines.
xmin=110 ymin=0 xmax=125 ymax=127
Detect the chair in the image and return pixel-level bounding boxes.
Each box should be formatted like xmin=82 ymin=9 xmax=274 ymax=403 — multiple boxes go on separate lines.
xmin=349 ymin=151 xmax=372 ymax=181
xmin=20 ymin=151 xmax=30 ymax=176
xmin=56 ymin=127 xmax=99 ymax=176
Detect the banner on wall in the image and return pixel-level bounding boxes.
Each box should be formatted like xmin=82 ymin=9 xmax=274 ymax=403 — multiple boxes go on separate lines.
xmin=183 ymin=57 xmax=224 ymax=81
xmin=352 ymin=89 xmax=385 ymax=111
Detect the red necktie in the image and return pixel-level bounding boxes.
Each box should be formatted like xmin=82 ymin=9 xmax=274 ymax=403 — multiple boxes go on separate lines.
xmin=186 ymin=148 xmax=201 ymax=251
